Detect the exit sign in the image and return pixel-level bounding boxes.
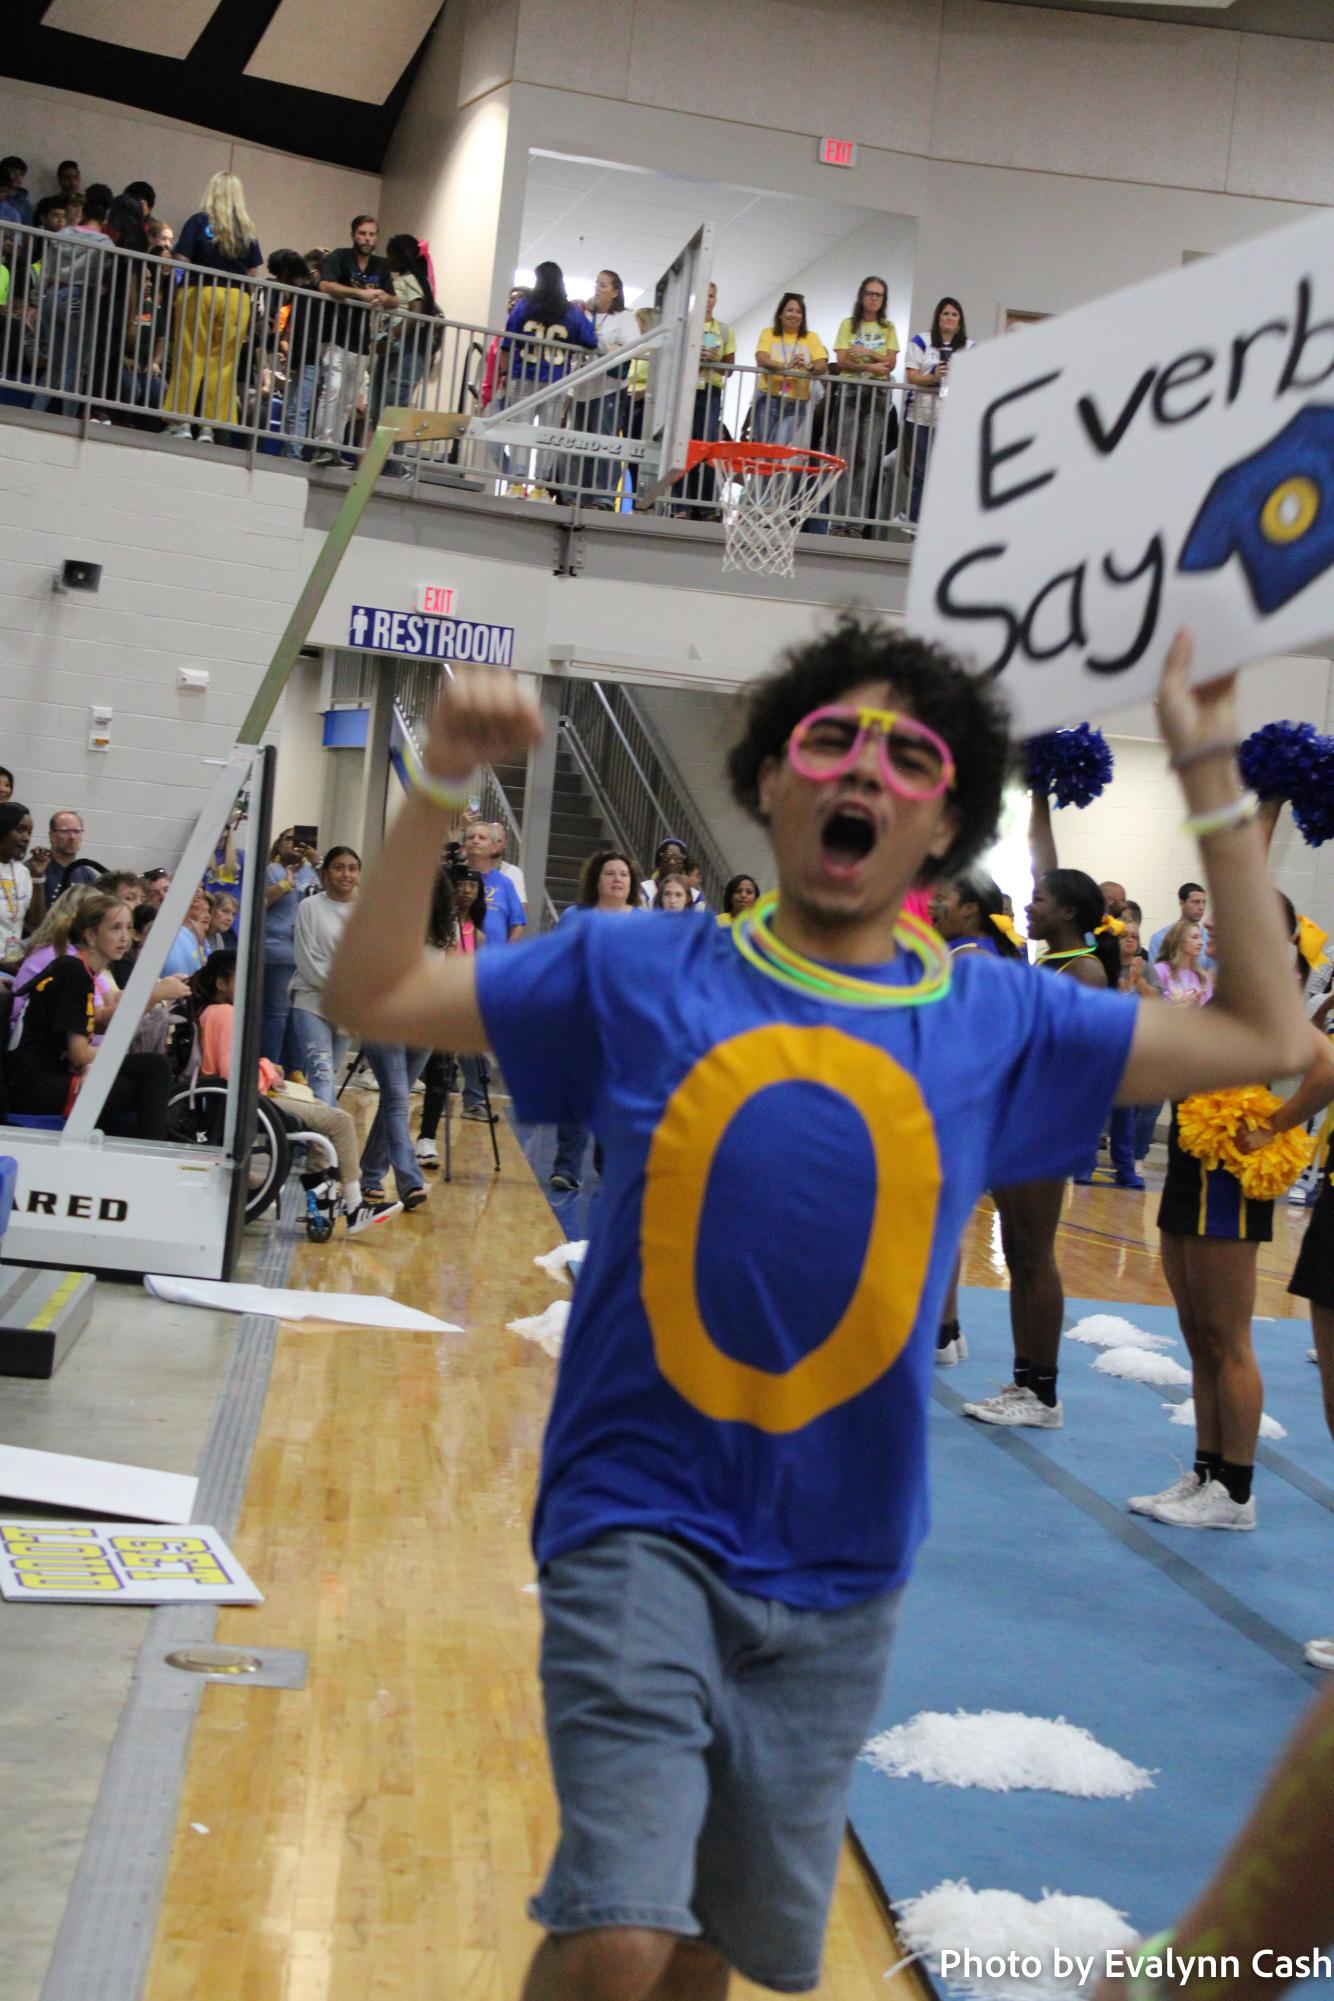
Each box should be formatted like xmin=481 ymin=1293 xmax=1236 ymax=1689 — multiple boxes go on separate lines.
xmin=817 ymin=137 xmax=858 ymax=169
xmin=415 ymin=583 xmax=457 ymax=615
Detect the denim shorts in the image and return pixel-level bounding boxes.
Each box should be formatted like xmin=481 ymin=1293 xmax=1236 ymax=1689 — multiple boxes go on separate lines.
xmin=530 ymin=1529 xmax=901 ymax=1993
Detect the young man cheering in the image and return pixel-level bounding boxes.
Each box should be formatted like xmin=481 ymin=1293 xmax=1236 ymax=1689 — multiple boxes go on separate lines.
xmin=327 ymin=617 xmax=1308 ymax=2000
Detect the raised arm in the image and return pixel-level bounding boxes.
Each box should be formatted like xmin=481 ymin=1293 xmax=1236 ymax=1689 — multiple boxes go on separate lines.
xmin=1114 ymin=633 xmax=1311 ymax=1107
xmin=324 ymin=670 xmax=543 ymax=1050
xmin=1027 ymin=790 xmax=1059 ymax=880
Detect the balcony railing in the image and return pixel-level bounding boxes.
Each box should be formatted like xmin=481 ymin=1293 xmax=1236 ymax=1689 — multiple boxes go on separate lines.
xmin=0 ymin=218 xmax=937 ymax=536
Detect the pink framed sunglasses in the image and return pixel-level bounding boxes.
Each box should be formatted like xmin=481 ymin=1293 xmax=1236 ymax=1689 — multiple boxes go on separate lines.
xmin=787 ymin=704 xmax=956 ymax=801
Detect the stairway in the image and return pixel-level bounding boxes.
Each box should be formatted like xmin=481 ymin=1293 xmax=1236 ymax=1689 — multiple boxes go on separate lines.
xmin=489 ymin=745 xmax=615 ymax=915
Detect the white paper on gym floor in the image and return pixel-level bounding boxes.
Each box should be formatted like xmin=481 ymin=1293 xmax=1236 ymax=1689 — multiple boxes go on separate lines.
xmin=145 ymin=1274 xmax=462 ymax=1334
xmin=0 ymin=1519 xmax=261 ymax=1604
xmin=0 ymin=1443 xmax=197 ymax=1524
xmin=906 ymin=206 xmax=1334 ymax=735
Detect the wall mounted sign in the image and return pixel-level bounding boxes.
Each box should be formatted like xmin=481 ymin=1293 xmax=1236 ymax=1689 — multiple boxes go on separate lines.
xmin=415 ymin=584 xmax=457 ymax=615
xmin=817 ymin=137 xmax=857 ymax=168
xmin=348 ymin=604 xmax=515 ymax=665
xmin=0 ymin=1520 xmax=262 ymax=1604
xmin=906 ymin=206 xmax=1334 ymax=734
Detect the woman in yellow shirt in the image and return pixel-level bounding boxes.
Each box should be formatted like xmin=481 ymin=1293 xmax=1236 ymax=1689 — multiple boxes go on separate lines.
xmin=830 ymin=275 xmax=899 ymax=531
xmin=753 ymin=292 xmax=827 ymax=446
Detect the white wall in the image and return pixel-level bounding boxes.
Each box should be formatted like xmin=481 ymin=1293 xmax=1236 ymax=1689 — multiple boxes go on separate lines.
xmin=0 ymin=78 xmax=383 ymax=257
xmin=0 ymin=424 xmax=307 ymax=871
xmin=632 ymin=686 xmax=771 ymax=886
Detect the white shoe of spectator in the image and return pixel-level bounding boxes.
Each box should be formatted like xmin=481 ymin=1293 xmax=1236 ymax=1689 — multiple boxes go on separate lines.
xmin=415 ymin=1137 xmax=440 ymax=1167
xmin=197 ymin=425 xmax=214 ymax=444
xmin=170 ymin=423 xmax=193 ymax=439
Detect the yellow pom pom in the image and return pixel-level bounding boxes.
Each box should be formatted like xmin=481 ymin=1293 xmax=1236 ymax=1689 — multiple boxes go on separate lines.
xmin=1177 ymin=1086 xmax=1314 ymax=1200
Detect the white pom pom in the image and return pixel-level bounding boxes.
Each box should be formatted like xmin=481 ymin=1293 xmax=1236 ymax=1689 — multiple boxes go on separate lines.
xmin=1166 ymin=1396 xmax=1286 ymax=1439
xmin=533 ymin=1240 xmax=588 ymax=1282
xmin=1066 ymin=1315 xmax=1174 ymax=1352
xmin=895 ymin=1880 xmax=1136 ymax=1997
xmin=1092 ymin=1347 xmax=1191 ymax=1386
xmin=508 ymin=1300 xmax=570 ymax=1358
xmin=862 ymin=1711 xmax=1152 ymax=1798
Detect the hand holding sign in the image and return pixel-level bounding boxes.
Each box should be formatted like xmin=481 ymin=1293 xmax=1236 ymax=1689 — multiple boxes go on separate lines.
xmin=906 ymin=209 xmax=1334 ymax=735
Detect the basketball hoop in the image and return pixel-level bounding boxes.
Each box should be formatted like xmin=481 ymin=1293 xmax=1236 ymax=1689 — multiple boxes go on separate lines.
xmin=684 ymin=441 xmax=846 ymax=578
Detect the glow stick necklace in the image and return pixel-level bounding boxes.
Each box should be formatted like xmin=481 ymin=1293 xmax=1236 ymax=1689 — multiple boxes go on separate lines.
xmin=730 ymin=893 xmax=952 ymax=1008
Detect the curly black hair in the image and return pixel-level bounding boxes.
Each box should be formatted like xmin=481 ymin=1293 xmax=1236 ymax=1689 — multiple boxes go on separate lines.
xmin=726 ymin=614 xmax=1012 ymax=882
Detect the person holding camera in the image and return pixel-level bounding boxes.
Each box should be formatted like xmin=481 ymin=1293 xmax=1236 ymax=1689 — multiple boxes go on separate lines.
xmin=903 ymin=296 xmax=973 ymax=523
xmin=263 ymin=827 xmax=320 ymax=1064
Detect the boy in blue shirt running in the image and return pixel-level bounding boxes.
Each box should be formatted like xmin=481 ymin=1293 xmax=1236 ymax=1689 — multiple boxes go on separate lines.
xmin=327 ymin=618 xmax=1308 ymax=2001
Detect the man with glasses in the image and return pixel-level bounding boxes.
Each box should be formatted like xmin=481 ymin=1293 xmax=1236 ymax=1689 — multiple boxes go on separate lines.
xmin=45 ymin=811 xmax=106 ymax=903
xmin=323 ymin=618 xmax=1309 ymax=2001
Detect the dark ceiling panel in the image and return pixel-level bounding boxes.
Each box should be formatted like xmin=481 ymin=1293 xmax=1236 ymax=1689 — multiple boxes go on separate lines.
xmin=2 ymin=0 xmax=445 ymax=174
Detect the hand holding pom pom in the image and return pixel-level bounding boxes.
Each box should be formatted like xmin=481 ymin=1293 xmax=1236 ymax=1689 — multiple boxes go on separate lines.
xmin=1024 ymin=724 xmax=1114 ymax=810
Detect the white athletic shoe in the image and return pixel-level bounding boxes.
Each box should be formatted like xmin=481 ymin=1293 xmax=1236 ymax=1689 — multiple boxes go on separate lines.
xmin=415 ymin=1137 xmax=440 ymax=1167
xmin=1128 ymin=1469 xmax=1201 ymax=1518
xmin=1305 ymin=1637 xmax=1334 ymax=1672
xmin=962 ymin=1385 xmax=1063 ymax=1429
xmin=1151 ymin=1477 xmax=1255 ymax=1531
xmin=936 ymin=1331 xmax=968 ymax=1367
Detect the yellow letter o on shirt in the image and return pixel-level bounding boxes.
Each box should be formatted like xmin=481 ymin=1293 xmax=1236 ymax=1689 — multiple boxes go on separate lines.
xmin=640 ymin=1023 xmax=941 ymax=1433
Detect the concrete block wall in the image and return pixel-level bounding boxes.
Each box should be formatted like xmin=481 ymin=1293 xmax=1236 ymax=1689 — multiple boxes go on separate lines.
xmin=0 ymin=423 xmax=307 ymax=871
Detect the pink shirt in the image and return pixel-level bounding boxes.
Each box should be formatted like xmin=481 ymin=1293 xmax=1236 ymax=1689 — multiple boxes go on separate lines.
xmin=1155 ymin=962 xmax=1212 ymax=1005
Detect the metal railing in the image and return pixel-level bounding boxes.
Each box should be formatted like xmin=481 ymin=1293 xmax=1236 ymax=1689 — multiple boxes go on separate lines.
xmin=0 ymin=218 xmax=938 ymax=532
xmin=560 ymin=681 xmax=733 ymax=908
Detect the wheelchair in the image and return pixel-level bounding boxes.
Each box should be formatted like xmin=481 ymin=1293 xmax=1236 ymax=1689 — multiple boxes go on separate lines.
xmin=165 ymin=1075 xmax=340 ymax=1239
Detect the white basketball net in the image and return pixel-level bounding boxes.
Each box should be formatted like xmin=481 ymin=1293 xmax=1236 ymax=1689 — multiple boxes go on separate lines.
xmin=718 ymin=455 xmax=845 ymax=578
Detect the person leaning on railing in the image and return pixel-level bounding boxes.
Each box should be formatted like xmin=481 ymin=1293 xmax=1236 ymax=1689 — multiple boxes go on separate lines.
xmin=369 ymin=234 xmax=442 ymax=477
xmin=676 ymin=278 xmax=735 ymax=518
xmin=829 ymin=275 xmax=900 ymax=534
xmin=753 ymin=291 xmax=828 ymax=447
xmin=903 ymin=296 xmax=974 ymax=524
xmin=166 ymin=171 xmax=264 ymax=444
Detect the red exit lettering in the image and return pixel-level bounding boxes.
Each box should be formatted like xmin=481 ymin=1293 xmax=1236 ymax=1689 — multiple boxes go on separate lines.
xmin=817 ymin=137 xmax=857 ymax=169
xmin=420 ymin=585 xmax=456 ymax=615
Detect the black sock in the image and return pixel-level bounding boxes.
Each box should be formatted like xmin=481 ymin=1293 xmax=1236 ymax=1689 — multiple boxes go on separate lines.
xmin=937 ymin=1320 xmax=960 ymax=1351
xmin=1030 ymin=1368 xmax=1059 ymax=1408
xmin=1220 ymin=1461 xmax=1253 ymax=1505
xmin=1013 ymin=1357 xmax=1033 ymax=1390
xmin=1194 ymin=1449 xmax=1222 ymax=1486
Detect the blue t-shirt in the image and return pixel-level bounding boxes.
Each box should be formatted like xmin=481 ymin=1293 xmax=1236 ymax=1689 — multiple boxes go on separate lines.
xmin=478 ymin=915 xmax=1136 ymax=1609
xmin=502 ymin=299 xmax=597 ymax=383
xmin=476 ymin=868 xmax=525 ymax=945
xmin=161 ymin=926 xmax=208 ymax=978
xmin=264 ymin=861 xmax=320 ymax=961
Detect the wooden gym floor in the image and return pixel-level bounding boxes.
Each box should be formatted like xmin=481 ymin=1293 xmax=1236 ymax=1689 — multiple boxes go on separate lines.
xmin=137 ymin=1114 xmax=1315 ymax=2001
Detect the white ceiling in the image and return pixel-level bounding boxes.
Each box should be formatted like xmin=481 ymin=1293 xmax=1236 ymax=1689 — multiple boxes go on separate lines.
xmin=519 ymin=152 xmax=881 ymax=324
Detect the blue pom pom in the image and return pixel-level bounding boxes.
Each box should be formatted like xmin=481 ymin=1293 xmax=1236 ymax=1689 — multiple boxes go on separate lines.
xmin=1024 ymin=724 xmax=1114 ymax=810
xmin=1238 ymin=720 xmax=1321 ymax=803
xmin=1291 ymin=734 xmax=1334 ymax=848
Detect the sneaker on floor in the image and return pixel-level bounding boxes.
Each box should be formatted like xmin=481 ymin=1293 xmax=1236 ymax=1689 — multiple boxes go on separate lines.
xmin=963 ymin=1385 xmax=1063 ymax=1428
xmin=548 ymin=1171 xmax=579 ymax=1193
xmin=1151 ymin=1477 xmax=1255 ymax=1530
xmin=462 ymin=1104 xmax=497 ymax=1122
xmin=347 ymin=1066 xmax=378 ymax=1090
xmin=197 ymin=425 xmax=214 ymax=444
xmin=936 ymin=1331 xmax=968 ymax=1367
xmin=401 ymin=1187 xmax=429 ymax=1212
xmin=1113 ymin=1172 xmax=1147 ymax=1190
xmin=1128 ymin=1468 xmax=1201 ymax=1518
xmin=415 ymin=1137 xmax=440 ymax=1167
xmin=1305 ymin=1637 xmax=1334 ymax=1671
xmin=345 ymin=1198 xmax=403 ymax=1236
xmin=309 ymin=448 xmax=341 ymax=468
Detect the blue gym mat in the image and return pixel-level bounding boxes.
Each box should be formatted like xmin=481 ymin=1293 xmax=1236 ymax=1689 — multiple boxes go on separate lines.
xmin=849 ymin=1288 xmax=1333 ymax=1997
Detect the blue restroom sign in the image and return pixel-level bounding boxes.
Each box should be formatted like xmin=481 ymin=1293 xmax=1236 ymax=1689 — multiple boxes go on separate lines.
xmin=349 ymin=604 xmax=516 ymax=665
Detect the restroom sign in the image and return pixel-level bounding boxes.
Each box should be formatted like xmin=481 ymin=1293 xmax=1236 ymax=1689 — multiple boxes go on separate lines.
xmin=349 ymin=604 xmax=515 ymax=665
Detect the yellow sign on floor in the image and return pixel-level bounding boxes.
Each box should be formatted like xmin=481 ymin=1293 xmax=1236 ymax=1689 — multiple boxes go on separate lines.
xmin=0 ymin=1521 xmax=262 ymax=1604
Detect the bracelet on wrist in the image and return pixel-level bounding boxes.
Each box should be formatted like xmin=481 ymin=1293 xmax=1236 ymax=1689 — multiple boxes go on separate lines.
xmin=404 ymin=750 xmax=478 ymax=815
xmin=1170 ymin=738 xmax=1237 ymax=773
xmin=1181 ymin=790 xmax=1259 ymax=839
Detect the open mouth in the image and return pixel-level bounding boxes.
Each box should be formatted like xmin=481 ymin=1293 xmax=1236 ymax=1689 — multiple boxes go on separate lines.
xmin=819 ymin=805 xmax=877 ymax=880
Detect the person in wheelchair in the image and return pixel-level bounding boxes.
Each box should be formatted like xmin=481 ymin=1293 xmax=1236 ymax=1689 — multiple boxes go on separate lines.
xmin=6 ymin=890 xmax=173 ymax=1137
xmin=186 ymin=952 xmax=401 ymax=1238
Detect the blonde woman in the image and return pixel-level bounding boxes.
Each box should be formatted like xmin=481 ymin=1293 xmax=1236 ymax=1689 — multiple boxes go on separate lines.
xmin=168 ymin=172 xmax=264 ymax=440
xmin=1155 ymin=917 xmax=1214 ymax=1006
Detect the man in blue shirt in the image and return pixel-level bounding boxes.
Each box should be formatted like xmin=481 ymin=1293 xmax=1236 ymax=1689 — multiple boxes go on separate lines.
xmin=1149 ymin=879 xmax=1216 ymax=971
xmin=324 ymin=622 xmax=1308 ymax=2001
xmin=0 ymin=157 xmax=33 ymax=228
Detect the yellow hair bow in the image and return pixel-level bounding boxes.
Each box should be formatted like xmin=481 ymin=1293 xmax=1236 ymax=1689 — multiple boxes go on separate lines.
xmin=1095 ymin=915 xmax=1127 ymax=937
xmin=1297 ymin=914 xmax=1329 ymax=967
xmin=990 ymin=912 xmax=1026 ymax=949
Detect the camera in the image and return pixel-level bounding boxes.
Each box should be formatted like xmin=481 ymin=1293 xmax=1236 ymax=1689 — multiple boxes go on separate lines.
xmin=443 ymin=839 xmax=471 ymax=884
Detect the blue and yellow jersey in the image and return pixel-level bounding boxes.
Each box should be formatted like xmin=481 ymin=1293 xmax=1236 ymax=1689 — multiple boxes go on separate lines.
xmin=478 ymin=913 xmax=1135 ymax=1608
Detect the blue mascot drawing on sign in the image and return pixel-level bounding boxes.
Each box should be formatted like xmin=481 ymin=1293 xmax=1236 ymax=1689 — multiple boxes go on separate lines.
xmin=1178 ymin=404 xmax=1334 ymax=616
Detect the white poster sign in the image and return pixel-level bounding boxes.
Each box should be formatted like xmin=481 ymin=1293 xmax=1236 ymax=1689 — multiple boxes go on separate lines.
xmin=0 ymin=1520 xmax=262 ymax=1604
xmin=906 ymin=208 xmax=1334 ymax=735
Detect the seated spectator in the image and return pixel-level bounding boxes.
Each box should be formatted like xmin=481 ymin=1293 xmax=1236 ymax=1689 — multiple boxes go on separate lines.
xmin=190 ymin=952 xmax=399 ymax=1236
xmin=654 ymin=873 xmax=692 ymax=912
xmin=754 ymin=292 xmax=827 ymax=446
xmin=311 ymin=215 xmax=395 ymax=468
xmin=903 ymin=297 xmax=974 ymax=523
xmin=206 ymin=890 xmax=238 ymax=949
xmin=161 ymin=885 xmax=212 ymax=976
xmin=142 ymin=867 xmax=172 ymax=905
xmin=720 ymin=874 xmax=761 ymax=924
xmin=146 ymin=218 xmax=174 ymax=255
xmin=167 ymin=171 xmax=264 ymax=443
xmin=45 ymin=811 xmax=106 ymax=901
xmin=831 ymin=276 xmax=899 ymax=529
xmin=0 ymin=157 xmax=33 ymax=227
xmin=0 ymin=802 xmax=45 ymax=970
xmin=94 ymin=871 xmax=145 ymax=910
xmin=32 ymin=196 xmax=67 ymax=236
xmin=0 ymin=767 xmax=12 ymax=801
xmin=7 ymin=890 xmax=172 ymax=1138
xmin=1155 ymin=919 xmax=1214 ymax=1006
xmin=264 ymin=248 xmax=328 ymax=458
